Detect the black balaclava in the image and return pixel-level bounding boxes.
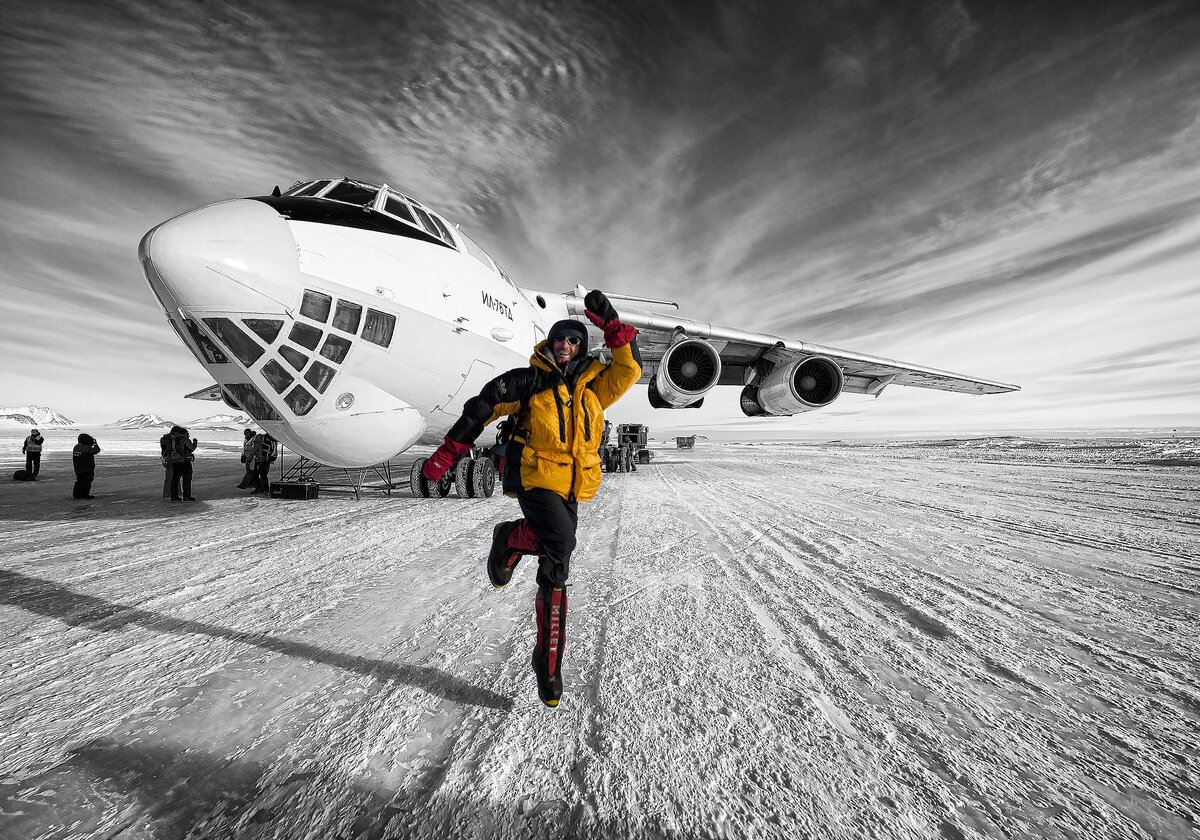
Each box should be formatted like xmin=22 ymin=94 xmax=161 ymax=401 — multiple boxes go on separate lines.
xmin=546 ymin=319 xmax=588 ymax=348
xmin=545 ymin=319 xmax=591 ymax=385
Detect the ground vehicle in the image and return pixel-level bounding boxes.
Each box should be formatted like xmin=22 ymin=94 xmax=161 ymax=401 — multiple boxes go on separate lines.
xmin=600 ymin=422 xmax=651 ymax=472
xmin=676 ymin=436 xmax=696 ymax=449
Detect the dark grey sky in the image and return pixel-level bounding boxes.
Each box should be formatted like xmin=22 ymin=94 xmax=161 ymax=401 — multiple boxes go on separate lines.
xmin=2 ymin=0 xmax=1198 ymax=430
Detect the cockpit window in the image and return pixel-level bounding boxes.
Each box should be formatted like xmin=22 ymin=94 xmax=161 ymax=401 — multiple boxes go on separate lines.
xmin=300 ymin=290 xmax=332 ymax=322
xmin=427 ymin=213 xmax=456 ymax=246
xmin=261 ymin=359 xmax=295 ymax=394
xmin=284 ymin=385 xmax=317 ymax=416
xmin=279 ymin=345 xmax=308 ymax=371
xmin=331 ymin=300 xmax=362 ymax=333
xmin=183 ymin=319 xmax=227 ymax=364
xmin=304 ymin=361 xmax=336 ymax=394
xmin=203 ymin=318 xmax=265 ymax=367
xmin=224 ymin=383 xmax=283 ymax=421
xmin=320 ymin=334 xmax=352 ymax=363
xmin=288 ymin=322 xmax=322 ymax=351
xmin=291 ymin=180 xmax=330 ymax=197
xmin=384 ymin=196 xmax=417 ymax=225
xmin=323 ymin=181 xmax=377 ymax=206
xmin=243 ymin=318 xmax=283 ymax=343
xmin=362 ymin=309 xmax=395 ymax=348
xmin=410 ymin=205 xmax=437 ymax=236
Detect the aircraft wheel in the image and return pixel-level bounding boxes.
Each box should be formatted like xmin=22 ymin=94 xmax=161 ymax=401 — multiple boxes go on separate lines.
xmin=472 ymin=458 xmax=496 ymax=498
xmin=410 ymin=458 xmax=432 ymax=498
xmin=436 ymin=472 xmax=453 ymax=498
xmin=455 ymin=458 xmax=475 ymax=498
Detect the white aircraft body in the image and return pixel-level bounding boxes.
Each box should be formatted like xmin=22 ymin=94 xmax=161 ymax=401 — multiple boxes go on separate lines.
xmin=139 ymin=177 xmax=1018 ymax=474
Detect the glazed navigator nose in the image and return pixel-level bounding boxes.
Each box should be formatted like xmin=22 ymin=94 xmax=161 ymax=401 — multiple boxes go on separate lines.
xmin=138 ymin=199 xmax=298 ymax=312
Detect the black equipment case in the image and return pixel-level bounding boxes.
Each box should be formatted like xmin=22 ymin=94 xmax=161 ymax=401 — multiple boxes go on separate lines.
xmin=269 ymin=481 xmax=319 ymax=500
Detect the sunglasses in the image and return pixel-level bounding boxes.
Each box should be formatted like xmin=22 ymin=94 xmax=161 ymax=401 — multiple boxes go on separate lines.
xmin=551 ymin=335 xmax=582 ymax=346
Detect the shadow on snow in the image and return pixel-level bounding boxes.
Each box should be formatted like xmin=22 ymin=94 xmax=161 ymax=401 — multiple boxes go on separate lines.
xmin=0 ymin=570 xmax=511 ymax=711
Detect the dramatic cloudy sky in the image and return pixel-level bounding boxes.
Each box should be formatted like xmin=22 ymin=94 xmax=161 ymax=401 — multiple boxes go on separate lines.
xmin=2 ymin=0 xmax=1198 ymax=433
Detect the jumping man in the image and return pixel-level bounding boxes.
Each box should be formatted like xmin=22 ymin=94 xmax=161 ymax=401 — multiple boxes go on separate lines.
xmin=421 ymin=289 xmax=641 ymax=706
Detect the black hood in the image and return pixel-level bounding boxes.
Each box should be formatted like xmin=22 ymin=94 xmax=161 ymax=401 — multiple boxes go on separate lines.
xmin=546 ymin=319 xmax=588 ymax=347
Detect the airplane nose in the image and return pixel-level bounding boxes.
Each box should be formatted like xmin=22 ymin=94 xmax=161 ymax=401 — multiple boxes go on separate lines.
xmin=139 ymin=199 xmax=298 ymax=312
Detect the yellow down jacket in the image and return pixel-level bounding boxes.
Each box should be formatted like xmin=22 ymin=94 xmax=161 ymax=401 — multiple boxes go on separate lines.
xmin=448 ymin=337 xmax=641 ymax=502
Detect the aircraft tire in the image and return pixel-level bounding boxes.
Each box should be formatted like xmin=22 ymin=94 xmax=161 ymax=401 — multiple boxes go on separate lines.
xmin=455 ymin=458 xmax=475 ymax=498
xmin=410 ymin=458 xmax=432 ymax=498
xmin=472 ymin=458 xmax=496 ymax=498
xmin=436 ymin=473 xmax=453 ymax=498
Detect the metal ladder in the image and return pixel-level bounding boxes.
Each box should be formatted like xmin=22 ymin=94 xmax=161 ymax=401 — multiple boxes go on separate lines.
xmin=276 ymin=454 xmax=401 ymax=500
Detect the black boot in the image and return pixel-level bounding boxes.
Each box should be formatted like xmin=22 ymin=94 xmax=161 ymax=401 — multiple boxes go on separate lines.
xmin=532 ymin=584 xmax=567 ymax=707
xmin=488 ymin=520 xmax=539 ymax=589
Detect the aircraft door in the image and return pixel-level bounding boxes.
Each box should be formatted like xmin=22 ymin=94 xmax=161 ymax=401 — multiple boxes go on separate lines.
xmin=437 ymin=359 xmax=495 ymax=418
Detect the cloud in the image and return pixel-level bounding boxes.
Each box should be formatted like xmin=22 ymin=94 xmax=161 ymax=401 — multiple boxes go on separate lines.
xmin=2 ymin=2 xmax=1199 ymax=429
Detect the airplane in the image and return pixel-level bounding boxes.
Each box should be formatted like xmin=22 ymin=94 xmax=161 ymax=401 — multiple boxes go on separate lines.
xmin=138 ymin=176 xmax=1019 ymax=496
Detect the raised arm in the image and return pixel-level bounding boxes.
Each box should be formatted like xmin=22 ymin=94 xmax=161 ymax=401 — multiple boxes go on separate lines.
xmin=583 ymin=289 xmax=641 ymax=408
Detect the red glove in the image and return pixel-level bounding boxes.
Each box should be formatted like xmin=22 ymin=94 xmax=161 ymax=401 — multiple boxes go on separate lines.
xmin=422 ymin=436 xmax=472 ymax=480
xmin=585 ymin=309 xmax=637 ymax=348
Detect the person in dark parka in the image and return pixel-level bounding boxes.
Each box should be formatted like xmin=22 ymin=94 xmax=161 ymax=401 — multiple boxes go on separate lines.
xmin=162 ymin=425 xmax=197 ymax=502
xmin=236 ymin=428 xmax=257 ymax=489
xmin=71 ymin=433 xmax=100 ymax=499
xmin=22 ymin=429 xmax=44 ymax=478
xmin=421 ymin=289 xmax=641 ymax=707
xmin=252 ymin=433 xmax=278 ymax=493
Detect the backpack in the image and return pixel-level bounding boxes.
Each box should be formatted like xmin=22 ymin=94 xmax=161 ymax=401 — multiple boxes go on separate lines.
xmin=162 ymin=435 xmax=186 ymax=463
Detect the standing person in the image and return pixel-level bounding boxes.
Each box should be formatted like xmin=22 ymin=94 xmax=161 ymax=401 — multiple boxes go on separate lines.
xmin=160 ymin=442 xmax=172 ymax=499
xmin=252 ymin=433 xmax=278 ymax=493
xmin=22 ymin=429 xmax=44 ymax=479
xmin=71 ymin=433 xmax=100 ymax=499
xmin=236 ymin=428 xmax=257 ymax=489
xmin=421 ymin=289 xmax=640 ymax=707
xmin=164 ymin=425 xmax=197 ymax=502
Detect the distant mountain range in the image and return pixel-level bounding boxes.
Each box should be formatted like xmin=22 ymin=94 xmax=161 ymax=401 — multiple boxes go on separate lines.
xmin=107 ymin=413 xmax=175 ymax=430
xmin=106 ymin=413 xmax=252 ymax=430
xmin=189 ymin=413 xmax=252 ymax=427
xmin=0 ymin=406 xmax=253 ymax=430
xmin=0 ymin=405 xmax=75 ymax=427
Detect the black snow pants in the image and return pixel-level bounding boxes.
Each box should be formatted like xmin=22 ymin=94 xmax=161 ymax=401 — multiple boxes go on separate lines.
xmin=25 ymin=453 xmax=41 ymax=477
xmin=73 ymin=471 xmax=94 ymax=498
xmin=170 ymin=461 xmax=193 ymax=500
xmin=254 ymin=460 xmax=272 ymax=492
xmin=516 ymin=487 xmax=579 ymax=588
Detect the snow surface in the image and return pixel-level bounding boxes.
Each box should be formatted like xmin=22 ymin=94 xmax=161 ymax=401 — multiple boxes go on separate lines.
xmin=0 ymin=429 xmax=1197 ymax=839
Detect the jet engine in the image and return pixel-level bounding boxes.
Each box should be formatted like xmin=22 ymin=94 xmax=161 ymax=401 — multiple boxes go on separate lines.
xmin=648 ymin=338 xmax=722 ymax=409
xmin=740 ymin=355 xmax=844 ymax=416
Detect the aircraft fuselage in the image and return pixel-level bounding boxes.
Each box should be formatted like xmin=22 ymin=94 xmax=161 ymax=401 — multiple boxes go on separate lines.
xmin=140 ymin=178 xmax=572 ymax=467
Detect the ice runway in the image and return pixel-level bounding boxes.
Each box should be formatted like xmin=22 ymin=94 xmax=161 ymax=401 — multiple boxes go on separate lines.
xmin=1 ymin=434 xmax=1197 ymax=839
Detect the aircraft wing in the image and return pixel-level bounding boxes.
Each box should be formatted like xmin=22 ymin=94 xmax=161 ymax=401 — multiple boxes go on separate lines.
xmin=563 ymin=289 xmax=1018 ymax=396
xmin=184 ymin=384 xmax=224 ymax=401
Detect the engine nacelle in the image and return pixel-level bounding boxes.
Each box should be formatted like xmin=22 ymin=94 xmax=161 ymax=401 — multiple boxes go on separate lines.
xmin=740 ymin=355 xmax=844 ymax=416
xmin=649 ymin=338 xmax=722 ymax=408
